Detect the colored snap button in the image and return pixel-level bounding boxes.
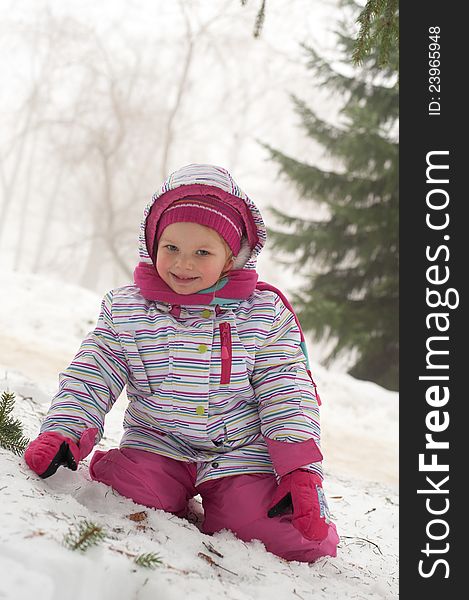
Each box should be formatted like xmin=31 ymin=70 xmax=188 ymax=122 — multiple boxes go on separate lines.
xmin=201 ymin=309 xmax=211 ymax=318
xmin=211 ymin=461 xmax=219 ymax=468
xmin=196 ymin=405 xmax=205 ymax=416
xmin=198 ymin=344 xmax=208 ymax=353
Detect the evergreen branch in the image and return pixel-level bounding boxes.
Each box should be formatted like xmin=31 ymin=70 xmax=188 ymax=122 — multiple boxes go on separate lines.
xmin=260 ymin=142 xmax=373 ymax=203
xmin=134 ymin=552 xmax=163 ymax=568
xmin=352 ymin=0 xmax=399 ymax=67
xmin=0 ymin=392 xmax=30 ymax=456
xmin=302 ymin=42 xmax=397 ymax=96
xmin=253 ymin=0 xmax=266 ymax=38
xmin=0 ymin=433 xmax=30 ymax=456
xmin=240 ymin=0 xmax=266 ymax=38
xmin=63 ymin=520 xmax=106 ymax=552
xmin=0 ymin=391 xmax=15 ymax=422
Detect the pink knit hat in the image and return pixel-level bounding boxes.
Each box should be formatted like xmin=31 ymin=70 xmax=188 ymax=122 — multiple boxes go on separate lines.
xmin=156 ymin=196 xmax=245 ymax=255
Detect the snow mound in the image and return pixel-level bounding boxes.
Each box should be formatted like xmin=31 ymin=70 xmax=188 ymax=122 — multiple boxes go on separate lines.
xmin=2 ymin=369 xmax=398 ymax=600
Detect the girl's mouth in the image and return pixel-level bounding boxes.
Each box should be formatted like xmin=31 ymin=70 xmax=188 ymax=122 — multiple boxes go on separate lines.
xmin=170 ymin=273 xmax=199 ymax=284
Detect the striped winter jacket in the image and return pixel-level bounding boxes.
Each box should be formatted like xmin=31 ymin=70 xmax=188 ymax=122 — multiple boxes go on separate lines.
xmin=41 ymin=164 xmax=323 ymax=485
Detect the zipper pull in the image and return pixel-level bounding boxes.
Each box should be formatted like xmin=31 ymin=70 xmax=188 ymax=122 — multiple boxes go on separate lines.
xmin=170 ymin=304 xmax=181 ymax=317
xmin=219 ymin=322 xmax=232 ymax=384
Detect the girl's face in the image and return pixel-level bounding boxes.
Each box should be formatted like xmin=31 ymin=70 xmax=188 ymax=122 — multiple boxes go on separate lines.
xmin=156 ymin=222 xmax=233 ymax=294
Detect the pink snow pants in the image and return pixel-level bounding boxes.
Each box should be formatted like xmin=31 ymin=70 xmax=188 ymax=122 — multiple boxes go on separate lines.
xmin=89 ymin=448 xmax=339 ymax=562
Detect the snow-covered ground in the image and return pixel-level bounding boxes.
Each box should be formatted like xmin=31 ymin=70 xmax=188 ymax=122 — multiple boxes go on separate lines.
xmin=0 ymin=270 xmax=398 ymax=599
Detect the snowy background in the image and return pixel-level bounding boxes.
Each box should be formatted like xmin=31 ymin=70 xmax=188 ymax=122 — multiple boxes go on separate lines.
xmin=0 ymin=0 xmax=346 ymax=302
xmin=0 ymin=272 xmax=398 ymax=599
xmin=1 ymin=1 xmax=398 ymax=598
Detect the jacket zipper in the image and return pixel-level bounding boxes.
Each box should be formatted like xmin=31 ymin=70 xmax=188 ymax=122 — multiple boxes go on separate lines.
xmin=219 ymin=322 xmax=232 ymax=384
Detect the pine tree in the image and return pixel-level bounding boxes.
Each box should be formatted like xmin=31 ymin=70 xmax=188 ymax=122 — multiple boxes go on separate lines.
xmin=264 ymin=4 xmax=398 ymax=390
xmin=0 ymin=392 xmax=30 ymax=455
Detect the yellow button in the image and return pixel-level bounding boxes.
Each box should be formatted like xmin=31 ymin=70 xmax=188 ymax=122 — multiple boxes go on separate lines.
xmin=201 ymin=309 xmax=211 ymax=318
xmin=196 ymin=405 xmax=205 ymax=416
xmin=198 ymin=344 xmax=208 ymax=353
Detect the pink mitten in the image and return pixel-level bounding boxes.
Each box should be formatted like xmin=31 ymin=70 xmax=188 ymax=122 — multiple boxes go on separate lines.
xmin=24 ymin=431 xmax=81 ymax=479
xmin=267 ymin=470 xmax=330 ymax=541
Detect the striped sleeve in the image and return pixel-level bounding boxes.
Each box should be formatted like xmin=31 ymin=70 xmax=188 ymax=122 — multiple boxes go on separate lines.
xmin=40 ymin=291 xmax=129 ymax=443
xmin=251 ymin=294 xmax=322 ymax=475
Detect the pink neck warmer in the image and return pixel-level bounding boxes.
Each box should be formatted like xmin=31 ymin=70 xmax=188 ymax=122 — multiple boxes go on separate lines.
xmin=134 ymin=262 xmax=258 ymax=305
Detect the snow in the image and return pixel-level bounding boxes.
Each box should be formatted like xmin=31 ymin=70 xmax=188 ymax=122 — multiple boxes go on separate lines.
xmin=0 ymin=270 xmax=398 ymax=599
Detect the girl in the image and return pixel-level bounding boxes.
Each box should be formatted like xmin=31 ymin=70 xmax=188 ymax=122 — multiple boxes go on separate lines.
xmin=25 ymin=163 xmax=339 ymax=562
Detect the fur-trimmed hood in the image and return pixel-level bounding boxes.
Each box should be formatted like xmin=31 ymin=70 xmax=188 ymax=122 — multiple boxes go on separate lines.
xmin=138 ymin=164 xmax=266 ymax=271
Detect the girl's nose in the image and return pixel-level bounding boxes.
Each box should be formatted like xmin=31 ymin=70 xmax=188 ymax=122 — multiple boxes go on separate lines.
xmin=175 ymin=254 xmax=194 ymax=269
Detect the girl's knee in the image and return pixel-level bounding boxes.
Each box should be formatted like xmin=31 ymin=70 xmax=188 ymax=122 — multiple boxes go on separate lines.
xmin=89 ymin=448 xmax=191 ymax=515
xmin=233 ymin=518 xmax=339 ymax=563
xmin=199 ymin=473 xmax=339 ymax=562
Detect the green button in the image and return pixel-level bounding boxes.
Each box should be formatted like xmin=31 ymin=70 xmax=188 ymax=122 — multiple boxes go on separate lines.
xmin=198 ymin=344 xmax=208 ymax=353
xmin=201 ymin=309 xmax=211 ymax=318
xmin=196 ymin=405 xmax=205 ymax=416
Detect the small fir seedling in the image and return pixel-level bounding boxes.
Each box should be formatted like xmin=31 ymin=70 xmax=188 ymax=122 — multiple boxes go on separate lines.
xmin=0 ymin=391 xmax=30 ymax=455
xmin=134 ymin=552 xmax=163 ymax=569
xmin=63 ymin=519 xmax=106 ymax=552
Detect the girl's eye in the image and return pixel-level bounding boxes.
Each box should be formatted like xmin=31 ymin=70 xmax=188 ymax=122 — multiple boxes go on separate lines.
xmin=165 ymin=244 xmax=178 ymax=252
xmin=196 ymin=249 xmax=210 ymax=256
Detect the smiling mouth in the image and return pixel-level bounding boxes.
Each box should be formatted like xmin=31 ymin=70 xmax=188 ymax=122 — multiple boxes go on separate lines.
xmin=171 ymin=273 xmax=199 ymax=283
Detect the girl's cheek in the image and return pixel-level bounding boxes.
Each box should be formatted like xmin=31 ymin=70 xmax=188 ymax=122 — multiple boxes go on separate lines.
xmin=156 ymin=253 xmax=169 ymax=274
